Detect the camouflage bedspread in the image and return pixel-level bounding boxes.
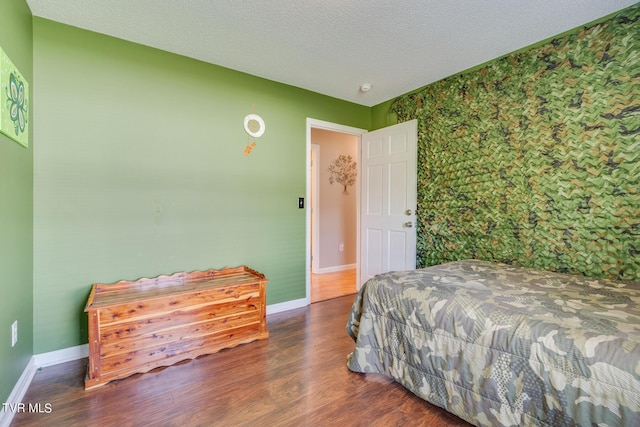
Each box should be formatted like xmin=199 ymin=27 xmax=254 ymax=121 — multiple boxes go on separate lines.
xmin=346 ymin=260 xmax=640 ymax=426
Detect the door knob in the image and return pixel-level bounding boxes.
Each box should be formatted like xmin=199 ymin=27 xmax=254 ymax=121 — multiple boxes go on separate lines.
xmin=404 ymin=222 xmax=413 ymax=228
xmin=405 ymin=209 xmax=412 ymax=216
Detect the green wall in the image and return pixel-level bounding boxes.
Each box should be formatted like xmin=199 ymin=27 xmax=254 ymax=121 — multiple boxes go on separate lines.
xmin=0 ymin=0 xmax=33 ymax=405
xmin=4 ymin=2 xmax=634 ymax=398
xmin=387 ymin=5 xmax=639 ymax=281
xmin=32 ymin=18 xmax=370 ymax=353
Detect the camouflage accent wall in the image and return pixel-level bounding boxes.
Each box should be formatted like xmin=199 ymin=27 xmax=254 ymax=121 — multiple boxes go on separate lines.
xmin=391 ymin=5 xmax=639 ymax=281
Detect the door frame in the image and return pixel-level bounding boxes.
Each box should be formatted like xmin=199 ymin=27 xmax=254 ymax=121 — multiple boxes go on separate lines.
xmin=310 ymin=143 xmax=320 ymax=275
xmin=305 ymin=118 xmax=367 ymax=303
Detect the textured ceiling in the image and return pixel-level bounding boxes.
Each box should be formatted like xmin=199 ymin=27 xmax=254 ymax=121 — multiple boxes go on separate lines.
xmin=26 ymin=0 xmax=638 ymax=106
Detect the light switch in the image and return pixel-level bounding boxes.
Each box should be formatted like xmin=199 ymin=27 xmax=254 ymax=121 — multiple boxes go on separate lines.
xmin=298 ymin=197 xmax=304 ymax=209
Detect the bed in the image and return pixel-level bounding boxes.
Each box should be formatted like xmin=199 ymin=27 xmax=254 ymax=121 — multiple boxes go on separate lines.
xmin=346 ymin=259 xmax=640 ymax=426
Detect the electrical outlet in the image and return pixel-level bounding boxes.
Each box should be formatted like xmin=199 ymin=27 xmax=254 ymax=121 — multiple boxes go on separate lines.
xmin=11 ymin=320 xmax=18 ymax=347
xmin=339 ymin=243 xmax=344 ymax=252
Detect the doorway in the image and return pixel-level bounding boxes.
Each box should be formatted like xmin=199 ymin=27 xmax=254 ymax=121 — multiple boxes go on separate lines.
xmin=306 ymin=119 xmax=367 ymax=303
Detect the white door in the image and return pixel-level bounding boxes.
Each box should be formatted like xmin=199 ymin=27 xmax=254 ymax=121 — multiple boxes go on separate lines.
xmin=360 ymin=119 xmax=417 ymax=286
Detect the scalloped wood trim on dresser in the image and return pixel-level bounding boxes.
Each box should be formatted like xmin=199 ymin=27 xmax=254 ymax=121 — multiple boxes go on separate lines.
xmin=84 ymin=266 xmax=268 ymax=390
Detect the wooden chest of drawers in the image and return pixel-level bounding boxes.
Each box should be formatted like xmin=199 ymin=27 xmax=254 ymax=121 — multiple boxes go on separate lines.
xmin=84 ymin=266 xmax=268 ymax=389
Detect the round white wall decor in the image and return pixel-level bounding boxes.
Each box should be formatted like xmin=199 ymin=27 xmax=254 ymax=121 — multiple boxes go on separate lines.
xmin=243 ymin=114 xmax=265 ymax=138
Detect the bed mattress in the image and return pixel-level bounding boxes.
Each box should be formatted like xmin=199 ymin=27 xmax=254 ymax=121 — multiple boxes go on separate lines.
xmin=346 ymin=260 xmax=640 ymax=426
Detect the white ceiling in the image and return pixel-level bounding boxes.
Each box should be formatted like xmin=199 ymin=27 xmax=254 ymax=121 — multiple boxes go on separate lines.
xmin=26 ymin=0 xmax=638 ymax=107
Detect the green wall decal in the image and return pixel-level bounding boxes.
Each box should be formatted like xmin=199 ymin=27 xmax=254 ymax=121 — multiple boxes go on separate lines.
xmin=0 ymin=46 xmax=29 ymax=147
xmin=391 ymin=5 xmax=639 ymax=281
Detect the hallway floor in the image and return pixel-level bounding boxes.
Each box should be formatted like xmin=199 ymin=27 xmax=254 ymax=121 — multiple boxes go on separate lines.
xmin=310 ymin=269 xmax=356 ymax=303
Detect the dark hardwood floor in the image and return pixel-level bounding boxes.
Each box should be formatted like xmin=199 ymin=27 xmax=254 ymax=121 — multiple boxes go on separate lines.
xmin=10 ymin=295 xmax=471 ymax=427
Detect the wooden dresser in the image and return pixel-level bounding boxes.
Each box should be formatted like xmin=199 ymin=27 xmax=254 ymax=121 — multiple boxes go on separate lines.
xmin=84 ymin=266 xmax=268 ymax=389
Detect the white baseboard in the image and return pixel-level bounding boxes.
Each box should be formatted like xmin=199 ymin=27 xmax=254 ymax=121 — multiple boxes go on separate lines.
xmin=0 ymin=297 xmax=308 ymax=424
xmin=33 ymin=344 xmax=89 ymax=368
xmin=31 ymin=298 xmax=308 ymax=367
xmin=28 ymin=299 xmax=308 ymax=368
xmin=313 ymin=263 xmax=356 ymax=275
xmin=266 ymin=297 xmax=308 ymax=315
xmin=0 ymin=356 xmax=37 ymax=427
